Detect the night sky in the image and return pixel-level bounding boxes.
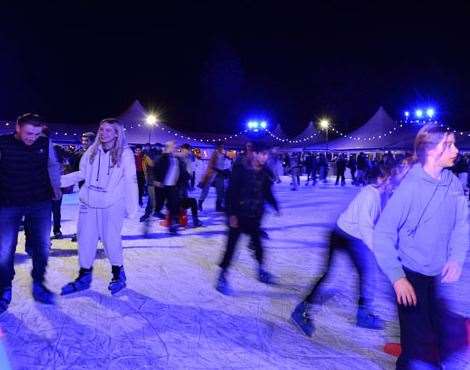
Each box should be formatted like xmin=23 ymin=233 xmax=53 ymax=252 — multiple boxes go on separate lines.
xmin=0 ymin=1 xmax=469 ymax=135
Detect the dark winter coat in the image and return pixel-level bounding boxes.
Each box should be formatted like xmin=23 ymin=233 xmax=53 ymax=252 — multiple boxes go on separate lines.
xmin=226 ymin=158 xmax=279 ymax=219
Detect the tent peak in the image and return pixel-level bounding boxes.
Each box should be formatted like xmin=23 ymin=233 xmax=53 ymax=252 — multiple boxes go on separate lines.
xmin=118 ymin=100 xmax=148 ymax=123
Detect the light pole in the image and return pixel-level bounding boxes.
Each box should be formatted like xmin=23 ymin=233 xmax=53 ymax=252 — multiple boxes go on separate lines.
xmin=145 ymin=114 xmax=158 ymax=143
xmin=319 ymin=119 xmax=330 ymax=151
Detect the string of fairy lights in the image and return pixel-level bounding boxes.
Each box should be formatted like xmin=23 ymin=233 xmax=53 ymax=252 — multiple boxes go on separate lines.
xmin=0 ymin=121 xmax=83 ymax=137
xmin=146 ymin=123 xmax=250 ymax=144
xmin=1 ymin=118 xmax=469 ymax=145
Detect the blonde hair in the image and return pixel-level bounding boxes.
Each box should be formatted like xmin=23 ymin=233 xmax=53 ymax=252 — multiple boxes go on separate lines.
xmin=88 ymin=118 xmax=127 ymax=167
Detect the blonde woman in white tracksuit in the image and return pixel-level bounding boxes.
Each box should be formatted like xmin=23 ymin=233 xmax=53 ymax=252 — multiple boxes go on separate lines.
xmin=60 ymin=118 xmax=138 ymax=295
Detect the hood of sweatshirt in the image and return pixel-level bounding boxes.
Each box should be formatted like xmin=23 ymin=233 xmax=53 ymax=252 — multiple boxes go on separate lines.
xmin=407 ymin=162 xmax=454 ymax=187
xmin=373 ymin=161 xmax=468 ymax=281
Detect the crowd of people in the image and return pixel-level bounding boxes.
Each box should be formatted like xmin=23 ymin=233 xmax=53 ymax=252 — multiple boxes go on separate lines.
xmin=276 ymin=150 xmax=470 ymax=196
xmin=0 ymin=113 xmax=468 ymax=369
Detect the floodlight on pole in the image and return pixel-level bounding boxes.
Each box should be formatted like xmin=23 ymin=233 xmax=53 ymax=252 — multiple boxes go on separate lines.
xmin=145 ymin=113 xmax=159 ymax=143
xmin=404 ymin=111 xmax=410 ymax=118
xmin=319 ymin=119 xmax=330 ymax=130
xmin=415 ymin=109 xmax=423 ymax=118
xmin=426 ymin=108 xmax=435 ymax=118
xmin=318 ymin=118 xmax=330 ymax=150
xmin=146 ymin=114 xmax=158 ymax=126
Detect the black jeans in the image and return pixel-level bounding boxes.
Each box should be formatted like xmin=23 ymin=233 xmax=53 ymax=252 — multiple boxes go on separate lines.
xmin=163 ymin=186 xmax=179 ymax=225
xmin=396 ymin=268 xmax=467 ymax=370
xmin=303 ymin=227 xmax=378 ymax=311
xmin=191 ymin=171 xmax=196 ymax=189
xmin=219 ymin=216 xmax=263 ymax=271
xmin=137 ymin=171 xmax=146 ymax=204
xmin=52 ymin=197 xmax=62 ymax=234
xmin=180 ymin=197 xmax=198 ymax=220
xmin=335 ymin=169 xmax=346 ymax=185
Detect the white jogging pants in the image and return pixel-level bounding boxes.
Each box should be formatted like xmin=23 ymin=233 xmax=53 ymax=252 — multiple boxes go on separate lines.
xmin=77 ymin=201 xmax=126 ymax=268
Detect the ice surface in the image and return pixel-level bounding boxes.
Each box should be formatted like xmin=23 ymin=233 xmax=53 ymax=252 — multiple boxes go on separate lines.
xmin=1 ymin=176 xmax=466 ymax=369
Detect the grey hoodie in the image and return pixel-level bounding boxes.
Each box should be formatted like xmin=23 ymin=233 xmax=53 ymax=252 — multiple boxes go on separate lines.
xmin=373 ymin=163 xmax=469 ymax=283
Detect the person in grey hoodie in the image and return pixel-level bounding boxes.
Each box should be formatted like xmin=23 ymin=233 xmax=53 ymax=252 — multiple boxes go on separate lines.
xmin=291 ymin=163 xmax=396 ymax=337
xmin=373 ymin=123 xmax=469 ymax=370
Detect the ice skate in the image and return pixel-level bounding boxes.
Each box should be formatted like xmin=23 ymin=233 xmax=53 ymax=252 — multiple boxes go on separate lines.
xmin=291 ymin=301 xmax=315 ymax=337
xmin=33 ymin=282 xmax=56 ymax=305
xmin=61 ymin=268 xmax=92 ymax=295
xmin=108 ymin=266 xmax=127 ymax=295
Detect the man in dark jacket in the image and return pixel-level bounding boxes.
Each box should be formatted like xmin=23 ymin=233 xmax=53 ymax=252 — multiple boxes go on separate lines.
xmin=356 ymin=152 xmax=369 ymax=186
xmin=335 ymin=154 xmax=347 ymax=186
xmin=154 ymin=141 xmax=189 ymax=234
xmin=216 ymin=141 xmax=280 ymax=294
xmin=0 ymin=113 xmax=60 ymax=313
xmin=348 ymin=154 xmax=357 ymax=185
xmin=177 ymin=144 xmax=202 ymax=228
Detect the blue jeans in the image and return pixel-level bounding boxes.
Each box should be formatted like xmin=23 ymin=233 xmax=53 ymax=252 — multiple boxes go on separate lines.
xmin=304 ymin=226 xmax=378 ymax=310
xmin=0 ymin=201 xmax=52 ymax=289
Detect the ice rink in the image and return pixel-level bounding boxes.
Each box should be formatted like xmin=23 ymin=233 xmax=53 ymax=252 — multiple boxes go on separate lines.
xmin=1 ymin=177 xmax=468 ymax=369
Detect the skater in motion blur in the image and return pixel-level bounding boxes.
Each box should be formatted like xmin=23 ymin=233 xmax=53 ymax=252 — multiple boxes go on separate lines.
xmin=291 ymin=163 xmax=397 ymax=336
xmin=60 ymin=118 xmax=138 ymax=296
xmin=216 ymin=141 xmax=280 ymax=295
xmin=198 ymin=143 xmax=227 ymax=212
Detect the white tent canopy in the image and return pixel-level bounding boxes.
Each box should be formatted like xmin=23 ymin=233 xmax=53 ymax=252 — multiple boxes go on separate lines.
xmin=118 ymin=100 xmax=214 ymax=148
xmin=271 ymin=123 xmax=287 ymax=139
xmin=294 ymin=121 xmax=321 ymax=141
xmin=307 ymin=107 xmax=419 ymax=151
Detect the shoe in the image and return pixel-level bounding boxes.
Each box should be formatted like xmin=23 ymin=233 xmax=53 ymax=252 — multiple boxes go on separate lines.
xmin=356 ymin=307 xmax=385 ymax=330
xmin=108 ymin=266 xmax=127 ymax=295
xmin=61 ymin=268 xmax=93 ymax=295
xmin=258 ymin=268 xmax=277 ymax=285
xmin=259 ymin=229 xmax=270 ymax=239
xmin=54 ymin=231 xmax=63 ymax=239
xmin=193 ymin=219 xmax=203 ymax=228
xmin=71 ymin=234 xmax=77 ymax=242
xmin=216 ymin=272 xmax=231 ymax=295
xmin=139 ymin=214 xmax=150 ymax=222
xmin=32 ymin=282 xmax=56 ymax=305
xmin=291 ymin=301 xmax=315 ymax=337
xmin=197 ymin=200 xmax=203 ymax=212
xmin=0 ymin=287 xmax=12 ymax=314
xmin=154 ymin=212 xmax=166 ymax=219
xmin=169 ymin=225 xmax=178 ymax=235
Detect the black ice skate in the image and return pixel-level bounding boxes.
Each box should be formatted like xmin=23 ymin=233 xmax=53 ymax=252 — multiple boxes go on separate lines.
xmin=258 ymin=268 xmax=277 ymax=285
xmin=291 ymin=301 xmax=315 ymax=337
xmin=215 ymin=271 xmax=231 ymax=295
xmin=108 ymin=265 xmax=127 ymax=295
xmin=61 ymin=268 xmax=93 ymax=295
xmin=33 ymin=282 xmax=56 ymax=305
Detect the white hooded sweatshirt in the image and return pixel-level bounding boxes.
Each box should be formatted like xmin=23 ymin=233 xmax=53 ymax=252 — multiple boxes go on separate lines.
xmin=61 ymin=145 xmax=139 ymax=218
